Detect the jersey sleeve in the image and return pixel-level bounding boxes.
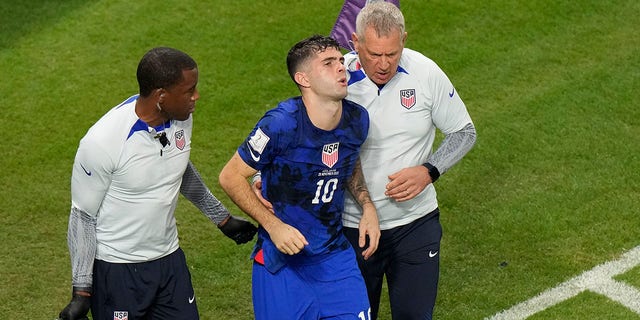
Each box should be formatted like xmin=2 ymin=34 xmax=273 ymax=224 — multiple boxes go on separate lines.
xmin=237 ymin=109 xmax=292 ymax=170
xmin=427 ymin=61 xmax=474 ymax=135
xmin=67 ymin=206 xmax=97 ymax=288
xmin=70 ymin=136 xmax=115 ymax=217
xmin=180 ymin=161 xmax=230 ymax=225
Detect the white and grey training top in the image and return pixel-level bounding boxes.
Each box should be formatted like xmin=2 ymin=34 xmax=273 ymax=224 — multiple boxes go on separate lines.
xmin=342 ymin=48 xmax=476 ymax=230
xmin=67 ymin=95 xmax=229 ymax=288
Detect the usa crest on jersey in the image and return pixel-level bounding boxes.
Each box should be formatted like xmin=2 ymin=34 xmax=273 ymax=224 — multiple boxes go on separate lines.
xmin=322 ymin=142 xmax=339 ymax=168
xmin=175 ymin=129 xmax=186 ymax=150
xmin=400 ymin=89 xmax=416 ymax=109
xmin=113 ymin=311 xmax=128 ymax=320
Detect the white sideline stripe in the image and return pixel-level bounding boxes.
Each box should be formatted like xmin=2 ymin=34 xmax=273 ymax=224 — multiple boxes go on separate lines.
xmin=487 ymin=246 xmax=640 ymax=320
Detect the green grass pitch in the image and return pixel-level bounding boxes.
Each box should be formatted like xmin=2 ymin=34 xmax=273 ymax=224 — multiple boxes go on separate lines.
xmin=1 ymin=0 xmax=638 ymax=319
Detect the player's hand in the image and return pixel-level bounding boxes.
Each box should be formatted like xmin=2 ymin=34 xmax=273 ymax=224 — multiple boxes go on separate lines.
xmin=385 ymin=165 xmax=431 ymax=202
xmin=219 ymin=215 xmax=258 ymax=244
xmin=267 ymin=222 xmax=308 ymax=255
xmin=251 ymin=178 xmax=274 ymax=213
xmin=58 ymin=288 xmax=91 ymax=320
xmin=359 ymin=203 xmax=380 ymax=260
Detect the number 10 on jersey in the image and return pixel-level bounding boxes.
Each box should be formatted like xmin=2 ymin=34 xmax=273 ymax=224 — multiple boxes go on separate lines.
xmin=312 ymin=178 xmax=338 ymax=204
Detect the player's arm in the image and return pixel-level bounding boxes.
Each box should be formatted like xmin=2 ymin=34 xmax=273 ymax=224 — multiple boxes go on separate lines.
xmin=180 ymin=161 xmax=257 ymax=244
xmin=386 ymin=123 xmax=476 ymax=201
xmin=60 ymin=139 xmax=111 ymax=319
xmin=219 ymin=152 xmax=308 ymax=255
xmin=249 ymin=171 xmax=274 ymax=212
xmin=425 ymin=65 xmax=477 ymax=180
xmin=425 ymin=122 xmax=476 ymax=178
xmin=347 ymin=157 xmax=380 ymax=260
xmin=59 ymin=207 xmax=96 ymax=320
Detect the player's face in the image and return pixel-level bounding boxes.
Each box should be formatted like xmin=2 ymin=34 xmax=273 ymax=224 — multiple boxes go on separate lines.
xmin=160 ymin=68 xmax=200 ymax=121
xmin=354 ymin=26 xmax=406 ymax=86
xmin=306 ymin=47 xmax=348 ymax=100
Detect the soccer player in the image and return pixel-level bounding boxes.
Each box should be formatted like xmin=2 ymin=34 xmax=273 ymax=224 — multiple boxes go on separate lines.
xmin=58 ymin=47 xmax=257 ymax=320
xmin=218 ymin=35 xmax=380 ymax=320
xmin=341 ymin=2 xmax=477 ymax=319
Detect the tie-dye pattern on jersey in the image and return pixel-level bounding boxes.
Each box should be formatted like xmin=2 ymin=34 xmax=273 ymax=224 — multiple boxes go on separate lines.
xmin=238 ymin=96 xmax=369 ymax=272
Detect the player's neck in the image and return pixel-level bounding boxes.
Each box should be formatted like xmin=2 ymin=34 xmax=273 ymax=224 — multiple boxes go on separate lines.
xmin=302 ymin=95 xmax=342 ymax=131
xmin=135 ymin=97 xmax=168 ymax=127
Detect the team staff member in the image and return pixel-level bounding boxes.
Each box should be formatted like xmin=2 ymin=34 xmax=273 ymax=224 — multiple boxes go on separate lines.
xmin=58 ymin=47 xmax=257 ymax=320
xmin=342 ymin=2 xmax=477 ymax=319
xmin=219 ymin=35 xmax=379 ymax=320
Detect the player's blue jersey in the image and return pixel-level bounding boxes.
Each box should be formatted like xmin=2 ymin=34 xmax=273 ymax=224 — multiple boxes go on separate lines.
xmin=237 ymin=96 xmax=369 ymax=273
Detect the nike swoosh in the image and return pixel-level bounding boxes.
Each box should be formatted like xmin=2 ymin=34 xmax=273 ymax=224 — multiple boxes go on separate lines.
xmin=188 ymin=295 xmax=195 ymax=304
xmin=247 ymin=142 xmax=261 ymax=162
xmin=448 ymin=88 xmax=455 ymax=98
xmin=80 ymin=164 xmax=92 ymax=176
xmin=429 ymin=250 xmax=439 ymax=258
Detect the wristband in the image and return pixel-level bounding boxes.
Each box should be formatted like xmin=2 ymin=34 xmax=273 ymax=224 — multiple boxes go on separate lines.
xmin=422 ymin=163 xmax=440 ymax=183
xmin=73 ymin=286 xmax=92 ymax=296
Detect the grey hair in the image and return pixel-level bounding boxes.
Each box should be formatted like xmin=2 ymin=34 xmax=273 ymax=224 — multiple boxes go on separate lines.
xmin=355 ymin=1 xmax=405 ymax=41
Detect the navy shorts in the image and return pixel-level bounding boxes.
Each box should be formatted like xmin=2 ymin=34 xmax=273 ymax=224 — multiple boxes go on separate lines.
xmin=252 ymin=247 xmax=370 ymax=320
xmin=345 ymin=209 xmax=442 ymax=320
xmin=91 ymin=248 xmax=199 ymax=320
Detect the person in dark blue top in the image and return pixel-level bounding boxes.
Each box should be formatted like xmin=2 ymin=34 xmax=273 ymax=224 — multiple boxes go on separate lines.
xmin=219 ymin=35 xmax=380 ymax=320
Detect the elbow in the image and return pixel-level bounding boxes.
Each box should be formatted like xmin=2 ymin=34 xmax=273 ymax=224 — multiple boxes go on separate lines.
xmin=218 ymin=163 xmax=235 ymax=193
xmin=466 ymin=123 xmax=478 ymax=148
xmin=218 ymin=162 xmax=246 ymax=195
xmin=218 ymin=167 xmax=231 ymax=193
xmin=469 ymin=131 xmax=478 ymax=149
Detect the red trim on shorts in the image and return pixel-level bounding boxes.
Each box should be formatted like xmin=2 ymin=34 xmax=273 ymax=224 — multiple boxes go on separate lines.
xmin=254 ymin=248 xmax=265 ymax=265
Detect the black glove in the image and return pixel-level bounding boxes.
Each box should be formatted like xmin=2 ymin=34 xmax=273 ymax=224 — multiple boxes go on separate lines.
xmin=59 ymin=287 xmax=91 ymax=320
xmin=219 ymin=215 xmax=257 ymax=244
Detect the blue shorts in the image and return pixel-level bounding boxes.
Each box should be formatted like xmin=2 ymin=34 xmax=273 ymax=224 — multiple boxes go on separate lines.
xmin=91 ymin=248 xmax=199 ymax=320
xmin=252 ymin=247 xmax=370 ymax=320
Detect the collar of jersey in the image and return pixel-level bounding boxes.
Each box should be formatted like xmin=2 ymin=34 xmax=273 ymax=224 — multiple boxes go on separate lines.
xmin=127 ymin=119 xmax=172 ymax=140
xmin=347 ymin=64 xmax=409 ymax=86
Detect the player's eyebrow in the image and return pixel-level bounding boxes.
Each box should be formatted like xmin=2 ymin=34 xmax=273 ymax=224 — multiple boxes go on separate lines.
xmin=321 ymin=56 xmax=341 ymax=64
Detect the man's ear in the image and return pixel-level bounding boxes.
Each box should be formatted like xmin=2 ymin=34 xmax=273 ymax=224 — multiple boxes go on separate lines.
xmin=155 ymin=88 xmax=165 ymax=100
xmin=351 ymin=32 xmax=359 ymax=52
xmin=294 ymin=71 xmax=310 ymax=88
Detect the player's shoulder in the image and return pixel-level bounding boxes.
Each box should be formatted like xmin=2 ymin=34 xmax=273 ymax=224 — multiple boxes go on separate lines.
xmin=263 ymin=97 xmax=301 ymax=125
xmin=342 ymin=99 xmax=368 ymax=116
xmin=399 ymin=48 xmax=452 ymax=89
xmin=275 ymin=96 xmax=302 ymax=112
xmin=400 ymin=48 xmax=440 ymax=71
xmin=259 ymin=97 xmax=304 ymax=134
xmin=82 ymin=95 xmax=139 ymax=147
xmin=341 ymin=99 xmax=369 ymax=137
